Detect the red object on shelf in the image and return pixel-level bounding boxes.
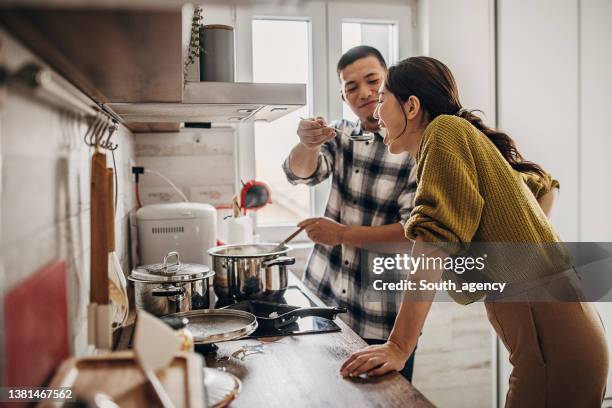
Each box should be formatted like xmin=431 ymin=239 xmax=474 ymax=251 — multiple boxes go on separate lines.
xmin=4 ymin=260 xmax=69 ymax=388
xmin=240 ymin=179 xmax=272 ymax=215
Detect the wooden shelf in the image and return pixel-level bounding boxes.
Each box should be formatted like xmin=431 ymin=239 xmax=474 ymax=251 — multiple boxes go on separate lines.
xmin=0 ymin=7 xmax=184 ymax=103
xmin=0 ymin=6 xmax=185 ymax=132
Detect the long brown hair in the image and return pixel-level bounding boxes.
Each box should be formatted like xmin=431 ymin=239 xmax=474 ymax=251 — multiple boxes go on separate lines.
xmin=386 ymin=56 xmax=544 ymax=176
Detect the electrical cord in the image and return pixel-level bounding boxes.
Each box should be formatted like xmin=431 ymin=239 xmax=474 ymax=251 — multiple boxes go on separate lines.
xmin=135 ymin=183 xmax=142 ymax=208
xmin=144 ymin=169 xmax=189 ymax=203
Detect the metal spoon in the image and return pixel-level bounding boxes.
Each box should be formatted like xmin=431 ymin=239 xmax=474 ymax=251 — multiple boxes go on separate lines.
xmin=299 ymin=116 xmax=375 ymax=142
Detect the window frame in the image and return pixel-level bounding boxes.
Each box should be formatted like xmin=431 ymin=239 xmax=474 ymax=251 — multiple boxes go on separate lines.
xmin=235 ymin=2 xmax=328 ymax=243
xmin=327 ymin=2 xmax=415 ymax=120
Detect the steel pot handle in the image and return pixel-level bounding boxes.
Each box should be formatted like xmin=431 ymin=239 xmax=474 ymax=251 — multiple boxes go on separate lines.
xmin=262 ymin=256 xmax=296 ymax=268
xmin=163 ymin=251 xmax=181 ymax=270
xmin=151 ymin=285 xmax=185 ymax=297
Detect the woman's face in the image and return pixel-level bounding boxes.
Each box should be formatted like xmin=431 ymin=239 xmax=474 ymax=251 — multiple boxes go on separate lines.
xmin=375 ymin=83 xmax=413 ymax=154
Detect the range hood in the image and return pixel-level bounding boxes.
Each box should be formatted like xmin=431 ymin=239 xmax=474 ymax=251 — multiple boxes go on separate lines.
xmin=104 ymin=81 xmax=306 ymax=123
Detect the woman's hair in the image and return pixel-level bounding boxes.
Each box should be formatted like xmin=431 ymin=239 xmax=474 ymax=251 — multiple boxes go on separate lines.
xmin=386 ymin=56 xmax=544 ymax=176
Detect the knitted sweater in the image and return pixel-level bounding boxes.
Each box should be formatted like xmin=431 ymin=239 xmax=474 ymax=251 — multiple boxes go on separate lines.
xmin=404 ymin=115 xmax=567 ymax=304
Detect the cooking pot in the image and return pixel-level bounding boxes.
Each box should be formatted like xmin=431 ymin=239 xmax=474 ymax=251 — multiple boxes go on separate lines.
xmin=129 ymin=251 xmax=215 ymax=316
xmin=208 ymin=243 xmax=295 ymax=303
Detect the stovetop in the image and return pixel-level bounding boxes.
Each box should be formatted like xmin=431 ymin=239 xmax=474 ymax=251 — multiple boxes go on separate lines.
xmin=219 ymin=285 xmax=342 ymax=339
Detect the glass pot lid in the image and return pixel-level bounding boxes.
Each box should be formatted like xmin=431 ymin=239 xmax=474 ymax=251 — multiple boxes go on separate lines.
xmin=130 ymin=251 xmax=213 ymax=282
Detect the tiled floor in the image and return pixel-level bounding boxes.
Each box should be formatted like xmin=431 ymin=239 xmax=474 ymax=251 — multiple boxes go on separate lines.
xmin=412 ymin=302 xmax=493 ymax=407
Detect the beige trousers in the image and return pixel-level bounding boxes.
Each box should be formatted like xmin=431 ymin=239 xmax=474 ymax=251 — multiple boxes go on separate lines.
xmin=486 ymin=300 xmax=608 ymax=408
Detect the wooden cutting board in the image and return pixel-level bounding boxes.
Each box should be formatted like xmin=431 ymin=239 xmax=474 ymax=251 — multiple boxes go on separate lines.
xmin=90 ymin=150 xmax=109 ymax=305
xmin=41 ymin=351 xmax=206 ymax=408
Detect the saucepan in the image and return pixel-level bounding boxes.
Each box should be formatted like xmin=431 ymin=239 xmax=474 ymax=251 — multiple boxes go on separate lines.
xmin=129 ymin=251 xmax=215 ymax=316
xmin=208 ymin=243 xmax=296 ymax=303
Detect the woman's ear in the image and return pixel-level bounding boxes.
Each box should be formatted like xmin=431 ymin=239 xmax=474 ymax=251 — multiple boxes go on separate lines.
xmin=404 ymin=95 xmax=421 ymax=120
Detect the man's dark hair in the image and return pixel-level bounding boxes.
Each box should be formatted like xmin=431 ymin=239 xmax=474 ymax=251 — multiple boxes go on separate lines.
xmin=336 ymin=45 xmax=387 ymax=77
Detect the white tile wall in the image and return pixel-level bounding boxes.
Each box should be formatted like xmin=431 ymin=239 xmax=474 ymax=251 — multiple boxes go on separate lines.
xmin=134 ymin=127 xmax=236 ymax=207
xmin=0 ymin=27 xmax=137 ymax=376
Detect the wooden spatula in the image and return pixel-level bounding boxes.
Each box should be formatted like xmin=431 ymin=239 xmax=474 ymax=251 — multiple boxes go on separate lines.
xmin=88 ymin=149 xmax=112 ymax=349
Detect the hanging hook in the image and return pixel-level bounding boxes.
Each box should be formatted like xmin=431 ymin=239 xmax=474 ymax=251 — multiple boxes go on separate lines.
xmin=82 ymin=115 xmax=97 ymax=146
xmin=84 ymin=114 xmax=104 ymax=147
xmin=101 ymin=119 xmax=119 ymax=151
xmin=94 ymin=119 xmax=110 ymax=148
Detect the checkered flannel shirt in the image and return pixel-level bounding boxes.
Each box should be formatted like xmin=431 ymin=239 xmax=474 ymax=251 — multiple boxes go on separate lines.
xmin=282 ymin=119 xmax=417 ymax=339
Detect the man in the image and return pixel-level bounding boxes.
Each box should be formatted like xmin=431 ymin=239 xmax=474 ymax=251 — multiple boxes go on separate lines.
xmin=282 ymin=46 xmax=417 ymax=380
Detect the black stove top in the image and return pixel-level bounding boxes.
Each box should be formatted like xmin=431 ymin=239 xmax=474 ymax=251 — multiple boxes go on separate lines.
xmin=219 ymin=285 xmax=342 ymax=339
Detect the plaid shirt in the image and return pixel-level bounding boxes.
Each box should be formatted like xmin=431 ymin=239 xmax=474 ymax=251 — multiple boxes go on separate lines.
xmin=282 ymin=119 xmax=417 ymax=339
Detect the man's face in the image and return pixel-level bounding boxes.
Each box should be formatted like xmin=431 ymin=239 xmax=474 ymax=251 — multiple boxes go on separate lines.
xmin=339 ymin=55 xmax=386 ymax=127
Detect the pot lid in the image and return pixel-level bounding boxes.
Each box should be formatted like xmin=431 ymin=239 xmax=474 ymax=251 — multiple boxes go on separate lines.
xmin=130 ymin=251 xmax=213 ymax=282
xmin=208 ymin=243 xmax=291 ymax=258
xmin=166 ymin=309 xmax=258 ymax=344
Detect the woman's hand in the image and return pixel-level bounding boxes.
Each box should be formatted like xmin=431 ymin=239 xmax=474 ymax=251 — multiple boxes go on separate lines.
xmin=340 ymin=340 xmax=412 ymax=378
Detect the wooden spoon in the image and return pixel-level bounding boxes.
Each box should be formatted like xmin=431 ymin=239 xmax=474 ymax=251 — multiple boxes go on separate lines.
xmin=271 ymin=226 xmax=304 ymax=253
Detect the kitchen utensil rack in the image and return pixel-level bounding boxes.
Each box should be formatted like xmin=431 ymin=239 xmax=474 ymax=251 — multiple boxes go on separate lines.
xmin=1 ymin=62 xmax=123 ymax=148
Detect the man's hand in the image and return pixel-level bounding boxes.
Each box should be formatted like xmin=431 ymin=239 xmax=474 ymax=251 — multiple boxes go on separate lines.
xmin=298 ymin=217 xmax=348 ymax=246
xmin=298 ymin=117 xmax=336 ymax=151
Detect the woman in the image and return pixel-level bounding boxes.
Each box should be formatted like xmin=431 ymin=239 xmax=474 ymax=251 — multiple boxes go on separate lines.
xmin=340 ymin=56 xmax=608 ymax=407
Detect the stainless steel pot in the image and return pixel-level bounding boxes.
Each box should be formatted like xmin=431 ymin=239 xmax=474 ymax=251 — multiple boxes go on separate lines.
xmin=128 ymin=251 xmax=215 ymax=316
xmin=208 ymin=243 xmax=295 ymax=303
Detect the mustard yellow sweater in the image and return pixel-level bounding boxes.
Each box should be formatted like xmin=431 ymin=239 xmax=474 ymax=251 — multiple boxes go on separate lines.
xmin=404 ymin=115 xmax=567 ymax=304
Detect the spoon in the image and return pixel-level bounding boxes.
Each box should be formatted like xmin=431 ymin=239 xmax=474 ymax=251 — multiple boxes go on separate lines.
xmin=299 ymin=117 xmax=375 ymax=142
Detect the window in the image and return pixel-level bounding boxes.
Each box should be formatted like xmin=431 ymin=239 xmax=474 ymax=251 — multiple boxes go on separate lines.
xmin=341 ymin=22 xmax=399 ymax=122
xmin=252 ymin=19 xmax=311 ymax=226
xmin=236 ymin=2 xmax=412 ymax=240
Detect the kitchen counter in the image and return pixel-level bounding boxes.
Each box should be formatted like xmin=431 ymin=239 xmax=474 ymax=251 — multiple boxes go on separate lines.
xmin=116 ymin=273 xmax=434 ymax=407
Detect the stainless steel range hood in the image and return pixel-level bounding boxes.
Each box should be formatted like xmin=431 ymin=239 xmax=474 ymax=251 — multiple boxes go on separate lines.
xmin=104 ymin=81 xmax=306 ymax=123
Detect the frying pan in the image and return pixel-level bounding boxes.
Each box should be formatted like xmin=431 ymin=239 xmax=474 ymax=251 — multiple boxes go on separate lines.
xmin=224 ymin=300 xmax=346 ymax=331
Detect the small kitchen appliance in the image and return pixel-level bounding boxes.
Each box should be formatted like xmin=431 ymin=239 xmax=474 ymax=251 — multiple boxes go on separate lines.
xmin=136 ymin=202 xmax=217 ymax=267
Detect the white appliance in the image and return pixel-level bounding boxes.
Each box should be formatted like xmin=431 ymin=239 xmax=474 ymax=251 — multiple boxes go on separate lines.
xmin=136 ymin=203 xmax=217 ymax=267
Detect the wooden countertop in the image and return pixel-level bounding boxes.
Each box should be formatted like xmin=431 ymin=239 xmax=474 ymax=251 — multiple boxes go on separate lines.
xmin=116 ymin=274 xmax=434 ymax=407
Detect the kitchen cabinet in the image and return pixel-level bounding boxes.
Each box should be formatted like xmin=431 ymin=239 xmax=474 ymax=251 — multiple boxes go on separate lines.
xmin=0 ymin=8 xmax=183 ymax=103
xmin=115 ymin=274 xmax=435 ymax=407
xmin=0 ymin=6 xmax=183 ymax=132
